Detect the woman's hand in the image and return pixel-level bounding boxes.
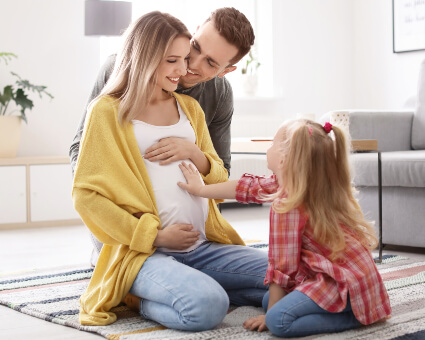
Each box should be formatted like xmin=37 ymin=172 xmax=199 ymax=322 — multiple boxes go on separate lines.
xmin=177 ymin=161 xmax=204 ymax=196
xmin=243 ymin=315 xmax=268 ymax=332
xmin=144 ymin=137 xmax=196 ymax=165
xmin=144 ymin=137 xmax=211 ymax=175
xmin=154 ymin=223 xmax=200 ymax=250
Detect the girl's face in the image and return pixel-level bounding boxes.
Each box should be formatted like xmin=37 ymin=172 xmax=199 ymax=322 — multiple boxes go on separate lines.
xmin=155 ymin=36 xmax=190 ymax=94
xmin=267 ymin=127 xmax=285 ymax=184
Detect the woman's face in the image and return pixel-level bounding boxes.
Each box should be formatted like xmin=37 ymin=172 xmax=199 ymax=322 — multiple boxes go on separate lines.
xmin=156 ymin=36 xmax=190 ymax=93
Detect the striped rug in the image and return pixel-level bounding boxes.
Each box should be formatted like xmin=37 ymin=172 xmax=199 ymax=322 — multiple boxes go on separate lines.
xmin=0 ymin=252 xmax=424 ymax=340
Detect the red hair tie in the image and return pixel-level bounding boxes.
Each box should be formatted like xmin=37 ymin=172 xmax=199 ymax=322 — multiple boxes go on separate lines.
xmin=323 ymin=122 xmax=332 ymax=134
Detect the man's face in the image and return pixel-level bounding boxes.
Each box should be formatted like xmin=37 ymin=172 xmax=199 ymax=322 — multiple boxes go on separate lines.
xmin=179 ymin=21 xmax=238 ymax=89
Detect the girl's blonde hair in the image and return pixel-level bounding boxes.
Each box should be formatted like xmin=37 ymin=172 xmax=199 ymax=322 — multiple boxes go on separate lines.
xmin=269 ymin=119 xmax=377 ymax=261
xmin=97 ymin=11 xmax=191 ymax=125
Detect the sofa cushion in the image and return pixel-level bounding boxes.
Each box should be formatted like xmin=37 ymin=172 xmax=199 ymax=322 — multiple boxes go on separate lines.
xmin=351 ymin=150 xmax=425 ymax=187
xmin=412 ymin=59 xmax=425 ymax=150
xmin=349 ymin=111 xmax=413 ymax=152
xmin=320 ymin=111 xmax=414 ymax=152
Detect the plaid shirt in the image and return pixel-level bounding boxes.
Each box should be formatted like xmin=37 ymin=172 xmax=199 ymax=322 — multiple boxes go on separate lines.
xmin=235 ymin=174 xmax=391 ymax=325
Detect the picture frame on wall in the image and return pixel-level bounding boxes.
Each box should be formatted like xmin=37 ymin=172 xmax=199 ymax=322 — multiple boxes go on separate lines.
xmin=393 ymin=0 xmax=425 ymax=53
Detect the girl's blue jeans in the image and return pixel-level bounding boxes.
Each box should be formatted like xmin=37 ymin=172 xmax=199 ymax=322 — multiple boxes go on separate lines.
xmin=129 ymin=241 xmax=268 ymax=331
xmin=262 ymin=290 xmax=362 ymax=337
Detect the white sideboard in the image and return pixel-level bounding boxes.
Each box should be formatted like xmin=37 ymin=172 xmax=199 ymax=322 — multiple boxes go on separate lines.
xmin=0 ymin=157 xmax=82 ymax=229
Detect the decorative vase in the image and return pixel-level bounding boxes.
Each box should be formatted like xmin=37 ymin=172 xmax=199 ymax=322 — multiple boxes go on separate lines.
xmin=241 ymin=74 xmax=258 ymax=96
xmin=0 ymin=116 xmax=22 ymax=158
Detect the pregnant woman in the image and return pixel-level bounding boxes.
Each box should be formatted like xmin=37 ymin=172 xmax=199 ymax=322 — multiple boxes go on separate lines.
xmin=73 ymin=10 xmax=267 ymax=331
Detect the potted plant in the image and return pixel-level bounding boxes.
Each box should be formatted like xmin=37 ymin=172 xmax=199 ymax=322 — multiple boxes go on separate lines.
xmin=0 ymin=52 xmax=53 ymax=157
xmin=241 ymin=50 xmax=261 ymax=96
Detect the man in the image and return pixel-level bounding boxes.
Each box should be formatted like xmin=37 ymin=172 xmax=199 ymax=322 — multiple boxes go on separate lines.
xmin=70 ymin=7 xmax=267 ymax=308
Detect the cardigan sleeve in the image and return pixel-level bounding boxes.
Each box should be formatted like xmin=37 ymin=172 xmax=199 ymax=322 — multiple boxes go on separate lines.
xmin=72 ymin=96 xmax=161 ymax=254
xmin=73 ymin=188 xmax=159 ymax=253
xmin=176 ymin=94 xmax=229 ymax=185
xmin=69 ymin=55 xmax=116 ymax=176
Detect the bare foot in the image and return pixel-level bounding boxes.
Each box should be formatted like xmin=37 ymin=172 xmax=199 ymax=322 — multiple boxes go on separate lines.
xmin=377 ymin=315 xmax=391 ymax=323
xmin=124 ymin=293 xmax=141 ymax=312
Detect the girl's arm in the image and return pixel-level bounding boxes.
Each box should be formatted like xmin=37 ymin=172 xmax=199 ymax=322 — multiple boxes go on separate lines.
xmin=268 ymin=283 xmax=287 ymax=309
xmin=242 ymin=283 xmax=287 ymax=332
xmin=178 ymin=161 xmax=237 ymax=199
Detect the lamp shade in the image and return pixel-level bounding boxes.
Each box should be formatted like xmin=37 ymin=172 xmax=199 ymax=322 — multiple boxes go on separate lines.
xmin=85 ymin=0 xmax=132 ymax=36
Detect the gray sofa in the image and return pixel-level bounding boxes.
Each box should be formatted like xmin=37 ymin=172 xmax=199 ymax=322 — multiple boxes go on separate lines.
xmin=320 ymin=61 xmax=425 ymax=248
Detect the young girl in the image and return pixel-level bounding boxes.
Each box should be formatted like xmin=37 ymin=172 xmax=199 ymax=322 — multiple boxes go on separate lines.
xmin=178 ymin=119 xmax=392 ymax=337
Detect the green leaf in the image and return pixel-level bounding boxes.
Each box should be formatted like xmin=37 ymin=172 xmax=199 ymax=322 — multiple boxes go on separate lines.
xmin=13 ymin=88 xmax=34 ymax=115
xmin=0 ymin=85 xmax=14 ymax=106
xmin=0 ymin=52 xmax=18 ymax=65
xmin=20 ymin=111 xmax=27 ymax=123
xmin=12 ymin=72 xmax=54 ymax=100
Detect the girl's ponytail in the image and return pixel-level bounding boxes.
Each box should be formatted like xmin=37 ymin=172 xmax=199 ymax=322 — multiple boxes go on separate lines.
xmin=332 ymin=125 xmax=352 ymax=193
xmin=330 ymin=124 xmax=378 ymax=254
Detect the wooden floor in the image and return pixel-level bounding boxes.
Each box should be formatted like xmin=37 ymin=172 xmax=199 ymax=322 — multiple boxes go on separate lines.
xmin=1 ymin=204 xmax=424 ymax=339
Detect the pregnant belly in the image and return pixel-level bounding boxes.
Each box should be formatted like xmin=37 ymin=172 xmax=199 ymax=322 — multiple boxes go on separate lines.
xmin=146 ymin=160 xmax=208 ymax=229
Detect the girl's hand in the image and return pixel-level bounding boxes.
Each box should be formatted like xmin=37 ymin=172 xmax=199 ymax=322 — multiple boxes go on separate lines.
xmin=154 ymin=223 xmax=200 ymax=250
xmin=177 ymin=161 xmax=204 ymax=196
xmin=243 ymin=315 xmax=268 ymax=332
xmin=144 ymin=137 xmax=196 ymax=165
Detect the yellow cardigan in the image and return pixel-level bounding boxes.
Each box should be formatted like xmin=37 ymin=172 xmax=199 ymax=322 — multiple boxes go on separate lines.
xmin=72 ymin=93 xmax=245 ymax=326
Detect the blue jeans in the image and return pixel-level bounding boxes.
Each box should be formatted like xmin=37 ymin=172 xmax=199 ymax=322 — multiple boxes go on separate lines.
xmin=129 ymin=241 xmax=268 ymax=331
xmin=262 ymin=290 xmax=362 ymax=337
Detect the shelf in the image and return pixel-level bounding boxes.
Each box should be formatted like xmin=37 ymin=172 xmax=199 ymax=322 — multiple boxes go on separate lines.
xmin=0 ymin=156 xmax=82 ymax=229
xmin=0 ymin=156 xmax=70 ymax=166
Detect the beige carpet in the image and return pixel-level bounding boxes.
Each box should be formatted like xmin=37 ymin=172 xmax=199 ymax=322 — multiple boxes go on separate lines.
xmin=0 ymin=248 xmax=424 ymax=340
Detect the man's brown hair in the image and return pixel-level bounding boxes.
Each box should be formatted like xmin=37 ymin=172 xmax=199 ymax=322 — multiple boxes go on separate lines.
xmin=205 ymin=7 xmax=255 ymax=65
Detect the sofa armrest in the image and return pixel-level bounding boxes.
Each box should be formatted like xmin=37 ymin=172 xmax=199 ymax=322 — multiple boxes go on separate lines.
xmin=320 ymin=110 xmax=414 ymax=152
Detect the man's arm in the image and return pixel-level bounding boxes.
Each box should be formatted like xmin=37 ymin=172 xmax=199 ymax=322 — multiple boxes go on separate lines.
xmin=207 ymin=79 xmax=233 ymax=175
xmin=69 ymin=54 xmax=117 ymax=175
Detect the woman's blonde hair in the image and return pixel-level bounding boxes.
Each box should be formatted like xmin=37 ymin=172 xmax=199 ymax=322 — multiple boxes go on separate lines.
xmin=268 ymin=119 xmax=377 ymax=261
xmin=97 ymin=11 xmax=191 ymax=124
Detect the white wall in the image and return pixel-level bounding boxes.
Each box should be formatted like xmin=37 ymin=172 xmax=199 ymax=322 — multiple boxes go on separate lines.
xmin=233 ymin=0 xmax=425 ymax=139
xmin=233 ymin=0 xmax=356 ymax=137
xmin=275 ymin=0 xmax=355 ymax=116
xmin=0 ymin=0 xmax=424 ymax=157
xmin=353 ymin=0 xmax=425 ymax=110
xmin=0 ymin=0 xmax=99 ymax=158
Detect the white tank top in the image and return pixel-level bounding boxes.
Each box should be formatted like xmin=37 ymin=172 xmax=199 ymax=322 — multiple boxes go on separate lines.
xmin=132 ymin=100 xmax=208 ymax=252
